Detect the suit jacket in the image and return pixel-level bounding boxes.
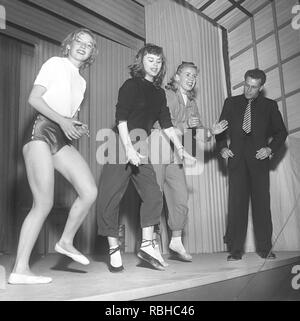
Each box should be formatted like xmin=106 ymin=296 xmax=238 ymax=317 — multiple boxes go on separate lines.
xmin=216 ymin=94 xmax=287 ymax=169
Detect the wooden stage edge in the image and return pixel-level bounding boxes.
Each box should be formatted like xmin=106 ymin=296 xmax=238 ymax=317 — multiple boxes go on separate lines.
xmin=0 ymin=251 xmax=300 ymax=301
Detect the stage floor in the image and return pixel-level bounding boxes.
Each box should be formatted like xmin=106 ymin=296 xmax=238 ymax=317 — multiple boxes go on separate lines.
xmin=0 ymin=251 xmax=299 ymax=301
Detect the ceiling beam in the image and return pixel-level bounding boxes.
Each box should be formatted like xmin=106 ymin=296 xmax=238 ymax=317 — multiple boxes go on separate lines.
xmin=70 ymin=0 xmax=145 ymax=39
xmin=215 ymin=0 xmax=252 ymax=22
xmin=132 ymin=0 xmax=156 ymax=6
xmin=9 ymin=0 xmax=143 ymax=50
xmin=228 ymin=0 xmax=252 ymax=17
xmin=199 ymin=0 xmax=217 ymax=12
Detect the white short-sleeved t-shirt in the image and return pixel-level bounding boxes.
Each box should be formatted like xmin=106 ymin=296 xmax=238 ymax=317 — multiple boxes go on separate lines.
xmin=34 ymin=56 xmax=86 ymax=118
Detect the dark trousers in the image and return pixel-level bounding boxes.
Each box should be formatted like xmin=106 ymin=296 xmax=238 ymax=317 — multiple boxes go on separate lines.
xmin=97 ymin=163 xmax=163 ymax=238
xmin=225 ymin=149 xmax=273 ymax=255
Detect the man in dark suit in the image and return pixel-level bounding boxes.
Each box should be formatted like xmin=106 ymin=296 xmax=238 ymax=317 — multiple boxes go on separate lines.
xmin=216 ymin=68 xmax=287 ymax=261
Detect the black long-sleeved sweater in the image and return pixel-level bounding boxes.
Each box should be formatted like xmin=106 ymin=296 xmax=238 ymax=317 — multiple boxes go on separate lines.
xmin=115 ymin=77 xmax=173 ymax=136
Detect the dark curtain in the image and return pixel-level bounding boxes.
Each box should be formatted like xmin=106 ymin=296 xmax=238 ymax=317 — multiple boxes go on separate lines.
xmin=0 ymin=34 xmax=21 ymax=253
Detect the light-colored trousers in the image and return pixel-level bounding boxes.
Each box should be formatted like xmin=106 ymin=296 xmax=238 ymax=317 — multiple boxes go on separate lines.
xmin=153 ymin=163 xmax=188 ymax=231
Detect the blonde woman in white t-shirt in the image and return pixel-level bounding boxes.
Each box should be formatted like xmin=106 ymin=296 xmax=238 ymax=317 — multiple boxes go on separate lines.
xmin=8 ymin=29 xmax=98 ymax=285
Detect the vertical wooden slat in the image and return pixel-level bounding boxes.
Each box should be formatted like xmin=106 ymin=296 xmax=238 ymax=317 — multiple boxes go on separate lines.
xmin=271 ymin=0 xmax=288 ymax=127
xmin=0 ymin=35 xmax=21 ymax=253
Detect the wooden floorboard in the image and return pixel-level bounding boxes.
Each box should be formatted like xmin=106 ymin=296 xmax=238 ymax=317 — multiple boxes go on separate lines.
xmin=0 ymin=251 xmax=299 ymax=301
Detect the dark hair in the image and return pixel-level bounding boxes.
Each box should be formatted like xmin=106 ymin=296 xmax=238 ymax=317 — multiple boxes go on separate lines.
xmin=244 ymin=68 xmax=266 ymax=86
xmin=165 ymin=61 xmax=199 ymax=99
xmin=61 ymin=28 xmax=98 ymax=70
xmin=129 ymin=43 xmax=166 ymax=88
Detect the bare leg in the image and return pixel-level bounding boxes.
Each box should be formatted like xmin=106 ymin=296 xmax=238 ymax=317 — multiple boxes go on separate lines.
xmin=53 ymin=146 xmax=97 ymax=261
xmin=9 ymin=141 xmax=54 ymax=283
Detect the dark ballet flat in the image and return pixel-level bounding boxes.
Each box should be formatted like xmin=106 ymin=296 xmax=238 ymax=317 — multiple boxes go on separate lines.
xmin=108 ymin=263 xmax=124 ymax=273
xmin=169 ymin=248 xmax=193 ymax=262
xmin=137 ymin=239 xmax=165 ymax=271
xmin=137 ymin=249 xmax=165 ymax=271
xmin=108 ymin=246 xmax=124 ymax=273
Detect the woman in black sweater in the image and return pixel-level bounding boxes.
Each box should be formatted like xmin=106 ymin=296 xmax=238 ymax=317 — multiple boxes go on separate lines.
xmin=97 ymin=44 xmax=195 ymax=272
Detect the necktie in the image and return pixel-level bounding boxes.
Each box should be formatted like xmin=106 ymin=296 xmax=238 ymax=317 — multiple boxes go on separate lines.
xmin=242 ymin=99 xmax=253 ymax=134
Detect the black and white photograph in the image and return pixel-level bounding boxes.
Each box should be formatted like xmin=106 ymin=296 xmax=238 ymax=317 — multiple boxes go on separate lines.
xmin=0 ymin=0 xmax=300 ymax=307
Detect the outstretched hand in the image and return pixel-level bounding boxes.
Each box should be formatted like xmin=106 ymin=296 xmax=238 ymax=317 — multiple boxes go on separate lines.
xmin=210 ymin=120 xmax=228 ymax=135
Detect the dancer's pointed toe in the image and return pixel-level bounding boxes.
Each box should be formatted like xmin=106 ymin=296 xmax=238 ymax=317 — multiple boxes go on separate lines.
xmin=169 ymin=245 xmax=192 ymax=262
xmin=55 ymin=243 xmax=90 ymax=265
xmin=137 ymin=249 xmax=165 ymax=271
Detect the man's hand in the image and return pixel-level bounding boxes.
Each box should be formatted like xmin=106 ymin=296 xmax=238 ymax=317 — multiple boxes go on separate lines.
xmin=221 ymin=147 xmax=234 ymax=159
xmin=256 ymin=147 xmax=272 ymax=160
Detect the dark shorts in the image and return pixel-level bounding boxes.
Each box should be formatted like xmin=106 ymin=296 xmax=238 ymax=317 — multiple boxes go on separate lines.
xmin=24 ymin=114 xmax=71 ymax=155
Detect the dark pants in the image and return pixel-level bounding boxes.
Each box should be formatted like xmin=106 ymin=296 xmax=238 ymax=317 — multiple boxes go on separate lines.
xmin=97 ymin=163 xmax=163 ymax=238
xmin=225 ymin=147 xmax=273 ymax=255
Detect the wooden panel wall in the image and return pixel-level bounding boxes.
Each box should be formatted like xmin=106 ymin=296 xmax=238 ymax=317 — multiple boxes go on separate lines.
xmin=145 ymin=0 xmax=228 ymax=253
xmin=3 ymin=0 xmax=144 ymax=50
xmin=16 ymin=43 xmax=35 ymax=212
xmin=71 ymin=0 xmax=145 ymax=38
xmin=0 ymin=35 xmax=21 ymax=253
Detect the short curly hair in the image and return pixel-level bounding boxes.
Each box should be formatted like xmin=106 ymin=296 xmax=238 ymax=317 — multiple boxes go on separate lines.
xmin=129 ymin=43 xmax=166 ymax=88
xmin=61 ymin=28 xmax=98 ymax=70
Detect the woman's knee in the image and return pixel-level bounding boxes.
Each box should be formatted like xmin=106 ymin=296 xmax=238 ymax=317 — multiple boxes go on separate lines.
xmin=33 ymin=196 xmax=54 ymax=214
xmin=80 ymin=183 xmax=98 ymax=204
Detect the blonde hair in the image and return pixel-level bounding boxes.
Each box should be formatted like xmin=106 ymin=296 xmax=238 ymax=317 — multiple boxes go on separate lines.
xmin=165 ymin=61 xmax=199 ymax=99
xmin=61 ymin=28 xmax=98 ymax=70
